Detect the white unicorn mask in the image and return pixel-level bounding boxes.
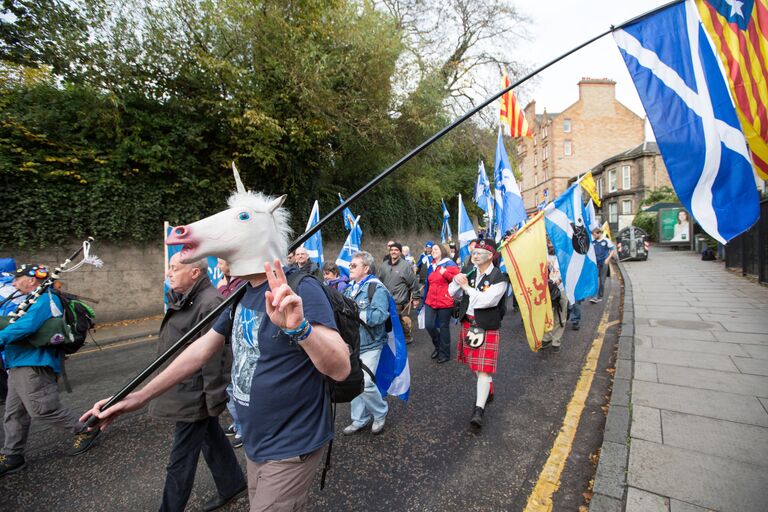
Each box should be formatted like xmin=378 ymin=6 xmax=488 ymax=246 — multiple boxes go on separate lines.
xmin=165 ymin=164 xmax=292 ymax=277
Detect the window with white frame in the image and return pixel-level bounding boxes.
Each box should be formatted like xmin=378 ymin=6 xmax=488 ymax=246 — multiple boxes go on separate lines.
xmin=608 ymin=202 xmax=618 ymax=223
xmin=608 ymin=169 xmax=617 ymax=192
xmin=597 ymin=177 xmax=604 ymax=199
xmin=564 ymin=140 xmax=572 ymax=156
xmin=543 ymin=145 xmax=549 ymax=161
xmin=563 ymin=119 xmax=571 ymax=132
xmin=622 ymin=165 xmax=631 ymax=190
xmin=542 ymin=124 xmax=548 ymax=139
xmin=534 ymin=174 xmax=538 ymax=186
xmin=534 ymin=152 xmax=538 ymax=166
xmin=622 ymin=199 xmax=632 ymax=214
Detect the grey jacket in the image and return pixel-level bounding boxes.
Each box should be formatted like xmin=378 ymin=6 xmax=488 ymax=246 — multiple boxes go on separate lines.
xmin=377 ymin=257 xmax=420 ymax=305
xmin=148 ymin=277 xmax=230 ymax=423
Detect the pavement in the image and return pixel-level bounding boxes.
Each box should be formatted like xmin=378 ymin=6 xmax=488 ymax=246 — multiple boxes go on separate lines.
xmin=86 ymin=314 xmax=163 ymax=348
xmin=590 ymin=247 xmax=768 ymax=512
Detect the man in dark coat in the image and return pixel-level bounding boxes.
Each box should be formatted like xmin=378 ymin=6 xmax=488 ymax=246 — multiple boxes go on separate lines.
xmin=149 ymin=253 xmax=246 ymax=512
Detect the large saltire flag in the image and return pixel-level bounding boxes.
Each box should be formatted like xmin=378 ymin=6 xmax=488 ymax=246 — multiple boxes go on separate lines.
xmin=457 ymin=193 xmax=477 ymax=262
xmin=500 ymin=72 xmax=533 ymax=138
xmin=585 ymin=198 xmax=602 ymax=232
xmin=544 ymin=184 xmax=598 ymax=303
xmin=441 ymin=199 xmax=453 ymax=242
xmin=614 ymin=0 xmax=760 ymax=243
xmin=335 ymin=216 xmax=362 ymax=277
xmin=474 ymin=161 xmax=493 ymax=217
xmin=338 ymin=193 xmax=362 ymax=239
xmin=368 ymin=279 xmax=411 ymax=402
xmin=303 ymin=200 xmax=324 ymax=266
xmin=696 ymin=0 xmax=768 ymax=180
xmin=499 ymin=211 xmax=551 ymax=352
xmin=580 ymin=171 xmax=602 ymax=207
xmin=494 ymin=128 xmax=528 ymax=241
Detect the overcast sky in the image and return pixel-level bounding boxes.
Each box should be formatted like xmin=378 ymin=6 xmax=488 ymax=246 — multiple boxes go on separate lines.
xmin=515 ymin=0 xmax=670 ymax=119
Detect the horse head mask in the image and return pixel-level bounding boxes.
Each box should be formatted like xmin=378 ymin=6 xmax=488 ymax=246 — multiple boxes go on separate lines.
xmin=165 ymin=163 xmax=292 ymax=277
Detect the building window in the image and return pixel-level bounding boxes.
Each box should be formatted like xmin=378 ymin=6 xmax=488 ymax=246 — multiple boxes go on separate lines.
xmin=564 ymin=140 xmax=572 ymax=156
xmin=622 ymin=199 xmax=633 ymax=214
xmin=608 ymin=202 xmax=618 ymax=223
xmin=534 ymin=174 xmax=538 ymax=186
xmin=563 ymin=119 xmax=571 ymax=132
xmin=542 ymin=124 xmax=548 ymax=139
xmin=533 ymin=133 xmax=538 ymax=146
xmin=542 ymin=145 xmax=549 ymax=161
xmin=597 ymin=177 xmax=604 ymax=199
xmin=622 ymin=165 xmax=631 ymax=190
xmin=543 ymin=168 xmax=548 ymax=180
xmin=534 ymin=153 xmax=538 ymax=166
xmin=608 ymin=169 xmax=617 ymax=192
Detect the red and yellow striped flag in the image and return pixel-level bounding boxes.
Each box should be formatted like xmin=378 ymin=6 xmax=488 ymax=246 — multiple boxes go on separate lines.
xmin=696 ymin=0 xmax=768 ymax=180
xmin=500 ymin=72 xmax=533 ymax=138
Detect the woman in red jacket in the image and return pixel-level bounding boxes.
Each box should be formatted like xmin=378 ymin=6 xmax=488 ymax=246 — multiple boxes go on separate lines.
xmin=424 ymin=243 xmax=459 ymax=363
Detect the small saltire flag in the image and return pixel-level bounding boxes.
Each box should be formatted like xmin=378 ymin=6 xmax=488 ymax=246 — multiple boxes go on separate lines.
xmin=335 ymin=215 xmax=362 ymax=277
xmin=338 ymin=193 xmax=363 ymax=239
xmin=367 ymin=279 xmax=411 ymax=401
xmin=585 ymin=198 xmax=602 ymax=232
xmin=441 ymin=199 xmax=453 ymax=243
xmin=494 ymin=128 xmax=528 ymax=240
xmin=614 ymin=0 xmax=760 ymax=243
xmin=696 ymin=0 xmax=768 ymax=180
xmin=544 ymin=184 xmax=598 ymax=303
xmin=602 ymin=221 xmax=614 ymax=242
xmin=499 ymin=211 xmax=551 ymax=352
xmin=500 ymin=72 xmax=533 ymax=138
xmin=303 ymin=200 xmax=324 ymax=266
xmin=474 ymin=161 xmax=493 ymax=216
xmin=457 ymin=194 xmax=477 ymax=262
xmin=580 ymin=171 xmax=602 ymax=207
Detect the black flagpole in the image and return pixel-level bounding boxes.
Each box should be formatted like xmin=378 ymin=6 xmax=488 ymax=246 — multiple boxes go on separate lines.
xmin=84 ymin=0 xmax=683 ymax=428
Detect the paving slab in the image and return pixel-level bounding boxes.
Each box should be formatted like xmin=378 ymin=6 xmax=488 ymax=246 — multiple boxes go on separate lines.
xmin=656 ymin=364 xmax=768 ymax=397
xmin=649 ymin=337 xmax=751 ymax=357
xmin=634 ymin=325 xmax=717 ymax=341
xmin=589 ymin=494 xmax=623 ymax=512
xmin=593 ymin=441 xmax=628 ymax=500
xmin=669 ymin=499 xmax=715 ymax=512
xmin=632 ymin=380 xmax=768 ymax=427
xmin=634 ymin=361 xmax=658 ymax=382
xmin=628 ymin=439 xmax=768 ymax=512
xmin=661 ymin=410 xmax=768 ymax=467
xmin=711 ymin=330 xmax=768 ymax=345
xmin=635 ymin=347 xmax=739 ymax=372
xmin=631 ymin=405 xmax=662 ymax=443
xmin=626 ymin=487 xmax=669 ymax=512
xmin=741 ymin=344 xmax=768 ymax=360
xmin=719 ymin=320 xmax=768 ymax=334
xmin=603 ymin=405 xmax=629 ymax=445
xmin=732 ymin=356 xmax=768 ymax=376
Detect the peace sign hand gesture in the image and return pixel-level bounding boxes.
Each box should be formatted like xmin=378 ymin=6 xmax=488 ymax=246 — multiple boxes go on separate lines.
xmin=264 ymin=259 xmax=305 ymax=331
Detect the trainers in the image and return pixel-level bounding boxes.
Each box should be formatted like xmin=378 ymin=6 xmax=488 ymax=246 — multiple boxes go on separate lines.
xmin=342 ymin=419 xmax=372 ymax=436
xmin=225 ymin=424 xmax=237 ymax=437
xmin=596 ymin=297 xmax=603 ymax=303
xmin=371 ymin=418 xmax=386 ymax=435
xmin=470 ymin=406 xmax=485 ymax=428
xmin=589 ymin=297 xmax=599 ymax=303
xmin=230 ymin=435 xmax=243 ymax=449
xmin=0 ymin=454 xmax=25 ymax=478
xmin=68 ymin=428 xmax=101 ymax=456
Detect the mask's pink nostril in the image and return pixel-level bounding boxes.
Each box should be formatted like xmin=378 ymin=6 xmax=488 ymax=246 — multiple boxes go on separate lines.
xmin=174 ymin=226 xmax=188 ymax=237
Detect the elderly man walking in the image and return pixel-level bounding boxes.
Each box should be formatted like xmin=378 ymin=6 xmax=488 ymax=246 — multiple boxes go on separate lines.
xmin=150 ymin=253 xmax=246 ymax=512
xmin=378 ymin=242 xmax=420 ymax=344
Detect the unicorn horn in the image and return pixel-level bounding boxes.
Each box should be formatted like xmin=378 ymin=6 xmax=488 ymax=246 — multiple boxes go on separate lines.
xmin=232 ymin=162 xmax=246 ymax=194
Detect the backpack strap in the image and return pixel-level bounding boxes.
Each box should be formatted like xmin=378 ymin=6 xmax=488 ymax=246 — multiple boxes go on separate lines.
xmin=226 ymin=284 xmax=249 ymax=342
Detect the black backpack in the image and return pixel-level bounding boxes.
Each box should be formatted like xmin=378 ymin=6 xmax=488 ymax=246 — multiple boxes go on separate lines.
xmin=55 ymin=291 xmax=96 ymax=355
xmin=548 ymin=280 xmax=564 ymax=326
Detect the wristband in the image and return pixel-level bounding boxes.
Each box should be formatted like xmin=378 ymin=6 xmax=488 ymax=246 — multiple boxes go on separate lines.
xmin=283 ymin=318 xmax=309 ymax=336
xmin=292 ymin=323 xmax=312 ymax=343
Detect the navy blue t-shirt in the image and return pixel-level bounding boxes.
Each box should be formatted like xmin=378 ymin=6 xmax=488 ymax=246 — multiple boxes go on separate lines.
xmin=213 ymin=275 xmax=337 ymax=462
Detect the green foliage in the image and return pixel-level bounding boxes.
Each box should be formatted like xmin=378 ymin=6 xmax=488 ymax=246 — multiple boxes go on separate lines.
xmin=632 ymin=212 xmax=657 ymax=242
xmin=640 ymin=186 xmax=678 ymax=207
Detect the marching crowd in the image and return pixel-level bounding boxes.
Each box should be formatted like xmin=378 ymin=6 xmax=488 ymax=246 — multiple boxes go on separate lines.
xmin=0 ymin=203 xmax=616 ymax=511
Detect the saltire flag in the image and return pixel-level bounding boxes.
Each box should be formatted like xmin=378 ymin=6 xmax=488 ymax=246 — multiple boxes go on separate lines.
xmin=335 ymin=215 xmax=362 ymax=277
xmin=366 ymin=278 xmax=411 ymax=402
xmin=474 ymin=160 xmax=493 ymax=217
xmin=338 ymin=193 xmax=363 ymax=239
xmin=614 ymin=0 xmax=760 ymax=243
xmin=457 ymin=194 xmax=477 ymax=262
xmin=303 ymin=200 xmax=324 ymax=266
xmin=544 ymin=184 xmax=598 ymax=303
xmin=500 ymin=72 xmax=533 ymax=138
xmin=441 ymin=199 xmax=453 ymax=242
xmin=695 ymin=0 xmax=768 ymax=180
xmin=580 ymin=171 xmax=602 ymax=207
xmin=585 ymin=198 xmax=602 ymax=232
xmin=494 ymin=128 xmax=528 ymax=241
xmin=499 ymin=211 xmax=551 ymax=352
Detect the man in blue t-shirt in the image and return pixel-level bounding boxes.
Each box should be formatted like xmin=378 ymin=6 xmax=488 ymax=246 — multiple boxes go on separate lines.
xmin=83 ymin=260 xmax=350 ymax=511
xmin=590 ymin=227 xmax=616 ymax=303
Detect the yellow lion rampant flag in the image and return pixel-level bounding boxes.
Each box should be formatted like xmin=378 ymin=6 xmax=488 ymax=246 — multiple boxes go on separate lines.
xmin=499 ymin=211 xmax=552 ymax=352
xmin=579 ymin=171 xmax=601 ymax=207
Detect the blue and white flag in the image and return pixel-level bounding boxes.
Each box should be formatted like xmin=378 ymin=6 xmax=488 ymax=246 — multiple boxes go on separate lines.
xmin=303 ymin=200 xmax=324 ymax=266
xmin=440 ymin=199 xmax=453 ymax=243
xmin=585 ymin=198 xmax=601 ymax=232
xmin=544 ymin=184 xmax=598 ymax=303
xmin=614 ymin=0 xmax=759 ymax=243
xmin=165 ymin=223 xmax=221 ymax=308
xmin=369 ymin=280 xmax=410 ymax=402
xmin=339 ymin=193 xmax=363 ymax=239
xmin=457 ymin=194 xmax=476 ymax=262
xmin=335 ymin=215 xmax=362 ymax=277
xmin=494 ymin=128 xmax=527 ymax=241
xmin=474 ymin=161 xmax=493 ymax=217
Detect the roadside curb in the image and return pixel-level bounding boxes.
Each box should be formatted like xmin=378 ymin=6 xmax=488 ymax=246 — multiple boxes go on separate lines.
xmin=590 ymin=261 xmax=633 ymax=512
xmin=86 ymin=329 xmax=160 ymax=349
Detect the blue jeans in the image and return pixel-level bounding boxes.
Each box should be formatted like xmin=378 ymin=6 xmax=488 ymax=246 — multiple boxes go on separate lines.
xmin=225 ymin=382 xmax=240 ymax=434
xmin=351 ymin=347 xmax=388 ymax=426
xmin=425 ymin=305 xmax=453 ymax=360
xmin=570 ymin=300 xmax=582 ymax=326
xmin=159 ymin=416 xmax=246 ymax=512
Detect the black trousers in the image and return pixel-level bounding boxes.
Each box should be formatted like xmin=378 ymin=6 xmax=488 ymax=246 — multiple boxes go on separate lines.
xmin=159 ymin=416 xmax=246 ymax=512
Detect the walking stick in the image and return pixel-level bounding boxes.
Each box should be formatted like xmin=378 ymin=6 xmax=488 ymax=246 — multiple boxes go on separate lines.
xmin=83 ymin=0 xmax=684 ymax=429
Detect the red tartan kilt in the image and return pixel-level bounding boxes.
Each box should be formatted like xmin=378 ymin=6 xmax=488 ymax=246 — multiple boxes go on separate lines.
xmin=457 ymin=319 xmax=499 ymax=373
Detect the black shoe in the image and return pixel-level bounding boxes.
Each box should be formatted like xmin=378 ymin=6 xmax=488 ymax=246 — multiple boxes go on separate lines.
xmin=470 ymin=406 xmax=485 ymax=428
xmin=68 ymin=428 xmax=101 ymax=456
xmin=203 ymin=483 xmax=248 ymax=512
xmin=436 ymin=357 xmax=449 ymax=364
xmin=540 ymin=341 xmax=552 ymax=350
xmin=430 ymin=349 xmax=439 ymax=359
xmin=572 ymin=324 xmax=580 ymax=331
xmin=0 ymin=454 xmax=25 ymax=478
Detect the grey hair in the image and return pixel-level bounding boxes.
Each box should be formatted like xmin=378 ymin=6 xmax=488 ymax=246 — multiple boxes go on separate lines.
xmin=189 ymin=258 xmax=208 ymax=273
xmin=352 ymin=251 xmax=375 ymax=271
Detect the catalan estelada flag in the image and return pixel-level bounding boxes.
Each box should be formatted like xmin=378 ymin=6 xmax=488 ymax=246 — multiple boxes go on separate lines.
xmin=499 ymin=211 xmax=551 ymax=352
xmin=696 ymin=0 xmax=768 ymax=180
xmin=500 ymin=72 xmax=533 ymax=138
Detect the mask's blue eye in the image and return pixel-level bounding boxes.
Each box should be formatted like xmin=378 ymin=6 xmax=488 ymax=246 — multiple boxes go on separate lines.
xmin=238 ymin=212 xmax=250 ymax=221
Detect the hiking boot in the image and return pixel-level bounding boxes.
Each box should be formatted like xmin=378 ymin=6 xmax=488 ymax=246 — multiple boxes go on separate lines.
xmin=225 ymin=424 xmax=237 ymax=437
xmin=470 ymin=406 xmax=484 ymax=428
xmin=0 ymin=454 xmax=25 ymax=478
xmin=372 ymin=417 xmax=386 ymax=435
xmin=68 ymin=428 xmax=101 ymax=456
xmin=342 ymin=419 xmax=372 ymax=436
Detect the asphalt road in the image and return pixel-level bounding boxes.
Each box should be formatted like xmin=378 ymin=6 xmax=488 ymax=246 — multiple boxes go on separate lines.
xmin=0 ymin=280 xmax=621 ymax=512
